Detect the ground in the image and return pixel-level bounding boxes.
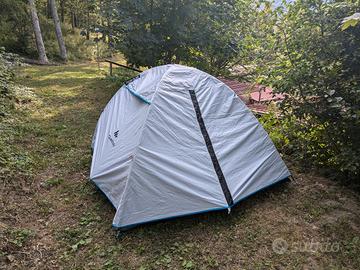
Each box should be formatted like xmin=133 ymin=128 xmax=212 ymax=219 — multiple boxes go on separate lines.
xmin=1 ymin=63 xmax=360 ymax=270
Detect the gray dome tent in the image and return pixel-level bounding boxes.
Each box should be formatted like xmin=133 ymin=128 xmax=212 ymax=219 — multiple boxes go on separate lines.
xmin=90 ymin=64 xmax=290 ymax=229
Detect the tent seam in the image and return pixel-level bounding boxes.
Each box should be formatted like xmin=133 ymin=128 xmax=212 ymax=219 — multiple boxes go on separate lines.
xmin=114 ymin=65 xmax=175 ymax=221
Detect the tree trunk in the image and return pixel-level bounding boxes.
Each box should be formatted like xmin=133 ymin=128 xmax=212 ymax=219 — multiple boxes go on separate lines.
xmin=46 ymin=0 xmax=51 ymax=18
xmin=71 ymin=11 xmax=75 ymax=30
xmin=74 ymin=13 xmax=78 ymax=28
xmin=49 ymin=0 xmax=67 ymax=61
xmin=60 ymin=0 xmax=65 ymax=23
xmin=28 ymin=0 xmax=49 ymax=64
xmin=86 ymin=10 xmax=90 ymax=40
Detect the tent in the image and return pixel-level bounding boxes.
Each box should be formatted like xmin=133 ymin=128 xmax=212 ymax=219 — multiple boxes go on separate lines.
xmin=90 ymin=64 xmax=290 ymax=229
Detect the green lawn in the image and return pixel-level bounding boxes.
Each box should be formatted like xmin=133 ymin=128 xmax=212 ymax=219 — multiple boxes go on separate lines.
xmin=1 ymin=63 xmax=359 ymax=269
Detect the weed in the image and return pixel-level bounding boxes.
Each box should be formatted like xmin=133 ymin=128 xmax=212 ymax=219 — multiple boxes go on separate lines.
xmin=9 ymin=228 xmax=34 ymax=247
xmin=182 ymin=260 xmax=194 ymax=269
xmin=71 ymin=237 xmax=93 ymax=252
xmin=44 ymin=178 xmax=64 ymax=188
xmin=36 ymin=199 xmax=54 ymax=215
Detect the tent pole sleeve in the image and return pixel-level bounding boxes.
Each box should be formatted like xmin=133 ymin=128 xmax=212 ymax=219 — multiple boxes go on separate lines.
xmin=125 ymin=85 xmax=151 ymax=105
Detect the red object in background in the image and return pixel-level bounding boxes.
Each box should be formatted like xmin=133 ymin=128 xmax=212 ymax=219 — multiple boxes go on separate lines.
xmin=219 ymin=77 xmax=285 ymax=113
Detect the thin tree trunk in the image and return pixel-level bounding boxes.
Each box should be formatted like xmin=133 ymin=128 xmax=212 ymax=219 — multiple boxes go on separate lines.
xmin=71 ymin=11 xmax=75 ymax=30
xmin=86 ymin=10 xmax=90 ymax=40
xmin=60 ymin=0 xmax=65 ymax=23
xmin=49 ymin=0 xmax=67 ymax=61
xmin=74 ymin=13 xmax=77 ymax=28
xmin=101 ymin=17 xmax=108 ymax=44
xmin=28 ymin=0 xmax=49 ymax=64
xmin=46 ymin=0 xmax=51 ymax=18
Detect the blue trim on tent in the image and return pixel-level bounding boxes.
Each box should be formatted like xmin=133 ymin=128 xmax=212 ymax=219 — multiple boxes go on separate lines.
xmin=125 ymin=85 xmax=151 ymax=105
xmin=112 ymin=175 xmax=290 ymax=230
xmin=112 ymin=205 xmax=229 ymax=230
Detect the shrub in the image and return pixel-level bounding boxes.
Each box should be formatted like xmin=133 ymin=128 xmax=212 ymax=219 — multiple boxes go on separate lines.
xmin=255 ymin=1 xmax=360 ymax=182
xmin=0 ymin=47 xmax=16 ymax=117
xmin=260 ymin=110 xmax=359 ymax=181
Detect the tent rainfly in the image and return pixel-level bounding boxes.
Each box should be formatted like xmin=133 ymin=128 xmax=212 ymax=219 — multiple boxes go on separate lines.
xmin=90 ymin=64 xmax=291 ymax=229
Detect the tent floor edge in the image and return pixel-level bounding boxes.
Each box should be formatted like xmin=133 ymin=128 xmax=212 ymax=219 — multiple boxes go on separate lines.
xmin=111 ymin=176 xmax=290 ymax=231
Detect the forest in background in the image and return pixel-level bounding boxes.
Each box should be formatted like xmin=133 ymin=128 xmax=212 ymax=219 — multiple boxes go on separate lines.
xmin=1 ymin=0 xmax=360 ymax=182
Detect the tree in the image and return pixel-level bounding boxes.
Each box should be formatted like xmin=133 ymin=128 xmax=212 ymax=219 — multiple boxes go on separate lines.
xmin=0 ymin=0 xmax=32 ymax=55
xmin=113 ymin=0 xmax=250 ymax=74
xmin=28 ymin=0 xmax=49 ymax=64
xmin=60 ymin=0 xmax=65 ymax=23
xmin=49 ymin=0 xmax=67 ymax=61
xmin=256 ymin=0 xmax=360 ymax=180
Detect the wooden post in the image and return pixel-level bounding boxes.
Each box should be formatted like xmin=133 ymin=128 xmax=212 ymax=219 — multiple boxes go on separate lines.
xmin=110 ymin=62 xmax=113 ymax=76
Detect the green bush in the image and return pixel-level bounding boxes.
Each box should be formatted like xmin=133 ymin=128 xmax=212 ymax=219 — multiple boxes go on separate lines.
xmin=0 ymin=47 xmax=36 ymax=186
xmin=260 ymin=111 xmax=359 ymax=181
xmin=252 ymin=1 xmax=360 ymax=182
xmin=0 ymin=0 xmax=31 ymax=55
xmin=0 ymin=47 xmax=16 ymax=117
xmin=114 ymin=0 xmax=251 ymax=75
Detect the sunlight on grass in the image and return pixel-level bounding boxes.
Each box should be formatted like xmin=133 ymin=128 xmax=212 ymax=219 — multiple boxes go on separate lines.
xmin=37 ymin=70 xmax=102 ymax=80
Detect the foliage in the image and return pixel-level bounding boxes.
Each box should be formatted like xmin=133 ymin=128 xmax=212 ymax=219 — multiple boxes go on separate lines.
xmin=9 ymin=229 xmax=34 ymax=248
xmin=111 ymin=0 xmax=360 ymax=180
xmin=0 ymin=0 xmax=31 ymax=55
xmin=35 ymin=14 xmax=110 ymax=61
xmin=260 ymin=112 xmax=335 ymax=172
xmin=0 ymin=47 xmax=15 ymax=117
xmin=0 ymin=0 xmax=110 ymax=61
xmin=0 ymin=62 xmax=36 ymax=190
xmin=0 ymin=48 xmax=24 ymax=117
xmin=246 ymin=0 xmax=359 ymax=181
xmin=341 ymin=12 xmax=360 ymax=30
xmin=113 ymin=0 xmax=252 ymax=74
xmin=282 ymin=0 xmax=359 ymax=180
xmin=44 ymin=177 xmax=64 ymax=188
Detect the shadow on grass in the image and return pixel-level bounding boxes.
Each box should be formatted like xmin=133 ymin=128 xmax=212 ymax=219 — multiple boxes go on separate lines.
xmin=17 ymin=64 xmax=125 ymax=175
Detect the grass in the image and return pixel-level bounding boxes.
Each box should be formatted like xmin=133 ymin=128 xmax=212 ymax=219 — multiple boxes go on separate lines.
xmin=1 ymin=62 xmax=360 ymax=269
